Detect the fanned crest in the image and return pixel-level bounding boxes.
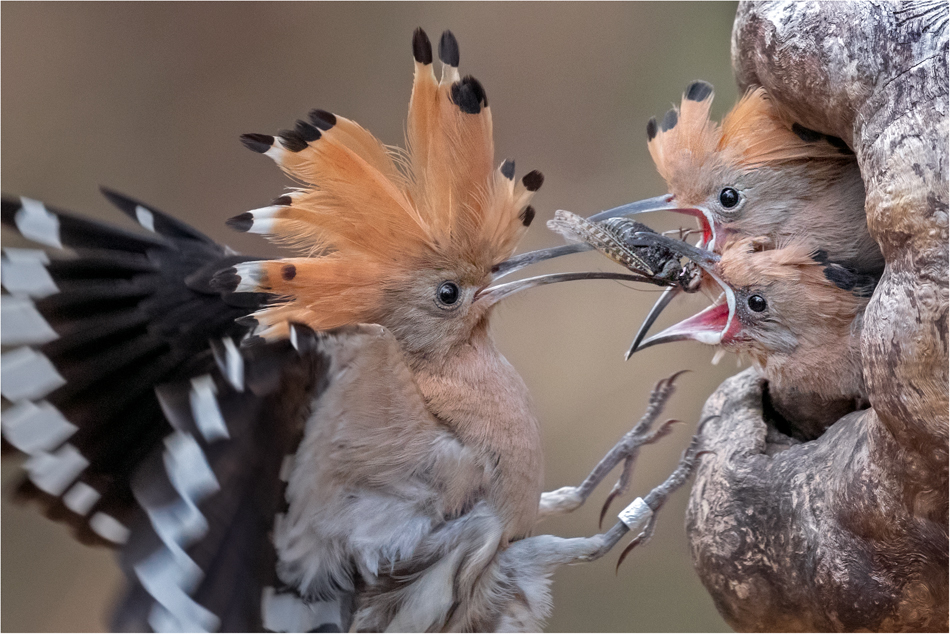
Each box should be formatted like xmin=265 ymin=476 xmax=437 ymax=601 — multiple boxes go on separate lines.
xmin=228 ymin=29 xmax=542 ymax=339
xmin=647 ymin=82 xmax=852 ymax=187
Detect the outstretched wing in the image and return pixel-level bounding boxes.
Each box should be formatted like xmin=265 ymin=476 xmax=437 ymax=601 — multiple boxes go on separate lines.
xmin=110 ymin=330 xmax=325 ymax=632
xmin=1 ymin=190 xmax=268 ymax=544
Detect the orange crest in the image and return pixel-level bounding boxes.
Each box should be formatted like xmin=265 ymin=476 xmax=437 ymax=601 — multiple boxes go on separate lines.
xmin=229 ymin=29 xmax=541 ymax=336
xmin=647 ymin=82 xmax=850 ymax=185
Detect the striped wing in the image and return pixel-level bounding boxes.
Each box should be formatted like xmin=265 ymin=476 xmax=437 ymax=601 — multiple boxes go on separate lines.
xmin=1 ymin=190 xmax=267 ymax=543
xmin=110 ymin=330 xmax=325 ymax=632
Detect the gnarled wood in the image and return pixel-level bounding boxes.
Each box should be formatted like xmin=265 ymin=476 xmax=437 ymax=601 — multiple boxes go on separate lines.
xmin=686 ymin=2 xmax=948 ymax=631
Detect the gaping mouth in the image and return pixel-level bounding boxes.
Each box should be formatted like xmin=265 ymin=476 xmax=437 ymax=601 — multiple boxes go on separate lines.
xmin=602 ymin=232 xmax=736 ymax=356
xmin=587 ymin=194 xmax=715 ymax=250
xmin=693 ymin=213 xmax=714 ymax=249
xmin=634 ymin=294 xmax=734 ymax=352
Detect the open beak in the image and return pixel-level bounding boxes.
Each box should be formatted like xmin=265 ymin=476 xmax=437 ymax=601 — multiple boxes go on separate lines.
xmin=616 ymin=232 xmax=736 ymax=356
xmin=634 ymin=300 xmax=732 ymax=351
xmin=625 ymin=285 xmax=681 ymax=360
xmin=477 ymin=270 xmax=666 ymax=307
xmin=485 ymin=196 xmax=721 ymax=311
xmin=494 ymin=194 xmax=713 ymax=282
xmin=587 ymin=194 xmax=716 ymax=249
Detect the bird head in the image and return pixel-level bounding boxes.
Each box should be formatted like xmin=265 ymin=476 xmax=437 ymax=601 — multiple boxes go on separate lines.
xmin=587 ymin=81 xmax=855 ymax=253
xmin=223 ymin=29 xmax=645 ymax=357
xmin=575 ymin=81 xmax=865 ymax=357
xmin=633 ymin=235 xmax=874 ymax=371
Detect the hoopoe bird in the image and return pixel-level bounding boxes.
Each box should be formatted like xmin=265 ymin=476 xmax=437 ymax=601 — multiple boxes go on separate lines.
xmin=537 ymin=80 xmax=883 ymax=356
xmin=601 ymin=231 xmax=875 ymax=439
xmin=0 ymin=28 xmax=702 ymax=632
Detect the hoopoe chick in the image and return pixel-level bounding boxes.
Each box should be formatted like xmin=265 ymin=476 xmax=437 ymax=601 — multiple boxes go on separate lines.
xmin=579 ymin=81 xmax=883 ymax=354
xmin=628 ymin=232 xmax=874 ymax=439
xmin=598 ymin=81 xmax=879 ymax=269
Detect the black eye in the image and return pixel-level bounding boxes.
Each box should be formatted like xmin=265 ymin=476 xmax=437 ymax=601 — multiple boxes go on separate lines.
xmin=748 ymin=294 xmax=767 ymax=312
xmin=437 ymin=281 xmax=460 ymax=306
xmin=719 ymin=187 xmax=740 ymax=209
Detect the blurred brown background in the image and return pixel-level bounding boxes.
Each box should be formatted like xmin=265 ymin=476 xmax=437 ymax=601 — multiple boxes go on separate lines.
xmin=2 ymin=2 xmax=741 ymax=631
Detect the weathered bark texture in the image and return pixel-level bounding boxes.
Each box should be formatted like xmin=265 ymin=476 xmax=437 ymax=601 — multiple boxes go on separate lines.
xmin=686 ymin=2 xmax=949 ymax=631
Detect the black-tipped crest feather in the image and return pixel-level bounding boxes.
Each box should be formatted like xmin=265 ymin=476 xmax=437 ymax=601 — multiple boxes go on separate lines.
xmin=308 ymin=109 xmax=337 ymax=131
xmin=241 ymin=133 xmax=274 ymax=154
xmin=661 ymin=109 xmax=678 ymax=132
xmin=412 ymin=28 xmax=433 ymax=65
xmin=685 ymin=80 xmax=713 ymax=102
xmin=438 ymin=30 xmax=460 ymax=66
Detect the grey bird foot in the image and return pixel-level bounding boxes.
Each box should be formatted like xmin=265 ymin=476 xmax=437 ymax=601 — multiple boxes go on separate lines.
xmin=614 ymin=416 xmax=713 ymax=568
xmin=562 ymin=416 xmax=711 ymax=566
xmin=537 ymin=370 xmax=687 ymax=520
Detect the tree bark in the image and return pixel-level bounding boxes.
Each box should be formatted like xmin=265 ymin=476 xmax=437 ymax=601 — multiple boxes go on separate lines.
xmin=686 ymin=2 xmax=949 ymax=631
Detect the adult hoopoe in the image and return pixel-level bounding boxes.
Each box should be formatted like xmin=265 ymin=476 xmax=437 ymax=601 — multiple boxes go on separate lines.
xmin=531 ymin=80 xmax=883 ymax=357
xmin=1 ymin=28 xmax=701 ymax=632
xmin=602 ymin=231 xmax=875 ymax=440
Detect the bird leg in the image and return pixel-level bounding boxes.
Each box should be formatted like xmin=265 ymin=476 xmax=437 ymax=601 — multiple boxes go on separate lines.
xmin=597 ymin=413 xmax=690 ymax=527
xmin=511 ymin=420 xmax=709 ymax=571
xmin=537 ymin=370 xmax=687 ymax=520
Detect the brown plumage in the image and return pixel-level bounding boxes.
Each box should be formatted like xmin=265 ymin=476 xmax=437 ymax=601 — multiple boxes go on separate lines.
xmin=565 ymin=80 xmax=883 ymax=357
xmin=215 ymin=28 xmax=657 ymax=630
xmin=631 ymin=234 xmax=872 ymax=437
xmin=227 ymin=29 xmax=550 ymax=543
xmin=2 ymin=27 xmax=672 ymax=632
xmin=229 ymin=38 xmax=538 ymax=342
xmin=644 ymin=83 xmax=879 ymax=273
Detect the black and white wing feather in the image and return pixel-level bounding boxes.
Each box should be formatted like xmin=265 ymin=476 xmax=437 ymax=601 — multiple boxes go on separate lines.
xmin=1 ymin=190 xmax=268 ymax=545
xmin=110 ymin=329 xmax=327 ymax=632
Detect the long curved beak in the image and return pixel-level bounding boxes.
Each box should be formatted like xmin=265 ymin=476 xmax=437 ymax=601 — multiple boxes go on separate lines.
xmin=491 ymin=243 xmax=591 ymax=280
xmin=624 ymin=285 xmax=681 ymax=360
xmin=618 ymin=232 xmax=736 ymax=355
xmin=622 ymin=233 xmax=718 ymax=358
xmin=493 ymin=194 xmax=710 ymax=282
xmin=486 ymin=196 xmax=719 ymax=308
xmin=635 ymin=301 xmax=731 ymax=351
xmin=588 ymin=194 xmax=679 ymax=221
xmin=477 ymin=270 xmax=668 ymax=307
xmin=588 ymin=194 xmax=716 ymax=250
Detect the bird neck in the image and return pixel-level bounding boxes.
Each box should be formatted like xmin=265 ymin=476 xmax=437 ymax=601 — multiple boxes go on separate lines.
xmin=408 ymin=324 xmax=544 ymax=542
xmin=767 ymin=313 xmax=866 ymax=402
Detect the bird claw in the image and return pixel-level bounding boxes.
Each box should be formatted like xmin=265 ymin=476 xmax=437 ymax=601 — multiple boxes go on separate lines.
xmin=616 ymin=515 xmax=657 ymax=572
xmin=614 ymin=417 xmax=715 ymax=570
xmin=599 ymin=453 xmax=635 ymax=528
xmin=598 ymin=418 xmax=683 ymax=526
xmin=537 ymin=371 xmax=688 ymax=524
xmin=592 ymin=371 xmax=688 ymax=524
xmin=620 ymin=371 xmax=688 ymax=442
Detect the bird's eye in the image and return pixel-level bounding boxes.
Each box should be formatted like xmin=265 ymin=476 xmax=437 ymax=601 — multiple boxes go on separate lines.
xmin=748 ymin=294 xmax=767 ymax=312
xmin=719 ymin=187 xmax=740 ymax=209
xmin=436 ymin=281 xmax=461 ymax=307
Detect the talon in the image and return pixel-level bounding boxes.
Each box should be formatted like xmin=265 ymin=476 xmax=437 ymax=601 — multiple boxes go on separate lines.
xmin=599 ymin=453 xmax=635 ymax=528
xmin=694 ymin=415 xmax=718 ymax=437
xmin=666 ymin=368 xmax=690 ymax=385
xmin=643 ymin=418 xmax=683 ymax=444
xmin=599 ymin=493 xmax=618 ymax=529
xmin=615 ymin=516 xmax=657 ymax=572
xmin=615 ymin=536 xmax=642 ymax=572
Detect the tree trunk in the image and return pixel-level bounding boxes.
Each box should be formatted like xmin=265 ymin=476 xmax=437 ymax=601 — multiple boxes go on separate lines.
xmin=686 ymin=2 xmax=949 ymax=631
